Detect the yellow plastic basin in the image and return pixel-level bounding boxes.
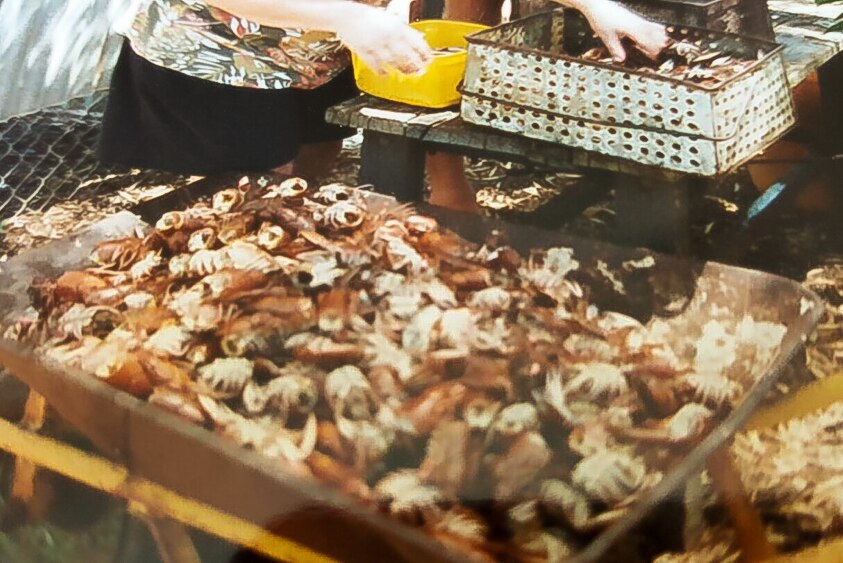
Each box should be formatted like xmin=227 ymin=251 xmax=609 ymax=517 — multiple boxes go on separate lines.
xmin=351 ymin=20 xmax=488 ymax=109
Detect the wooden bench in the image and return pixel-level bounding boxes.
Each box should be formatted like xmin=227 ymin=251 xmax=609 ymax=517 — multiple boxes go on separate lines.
xmin=326 ymin=1 xmax=843 ymax=253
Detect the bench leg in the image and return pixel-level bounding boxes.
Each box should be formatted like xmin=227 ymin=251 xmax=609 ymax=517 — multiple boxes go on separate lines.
xmin=818 ymin=53 xmax=843 ymax=154
xmin=359 ymin=132 xmax=426 ymax=202
xmin=612 ymin=174 xmax=692 ymax=254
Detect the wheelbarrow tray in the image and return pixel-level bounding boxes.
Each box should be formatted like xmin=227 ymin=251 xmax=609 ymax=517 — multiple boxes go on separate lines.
xmin=0 ymin=175 xmax=824 ymax=562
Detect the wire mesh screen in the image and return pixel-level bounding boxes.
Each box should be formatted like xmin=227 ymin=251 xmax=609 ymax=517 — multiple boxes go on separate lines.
xmin=0 ymin=92 xmax=108 ymax=218
xmin=0 ymin=91 xmax=189 ymax=255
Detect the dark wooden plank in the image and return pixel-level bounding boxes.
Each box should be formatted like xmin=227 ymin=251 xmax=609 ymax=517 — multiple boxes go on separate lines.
xmin=324 ymin=96 xmax=369 ymax=128
xmin=776 ymin=13 xmax=842 ymax=36
xmin=818 ymin=52 xmax=843 ymax=153
xmin=328 ymin=97 xmax=706 ymax=181
xmin=769 ymin=0 xmax=843 ymax=20
xmin=776 ymin=31 xmax=838 ymax=86
xmin=612 ymin=174 xmax=692 ymax=253
xmin=403 ymin=110 xmax=461 ymax=139
xmin=359 ymin=131 xmax=426 ymax=201
xmin=769 ymin=10 xmax=797 ymax=27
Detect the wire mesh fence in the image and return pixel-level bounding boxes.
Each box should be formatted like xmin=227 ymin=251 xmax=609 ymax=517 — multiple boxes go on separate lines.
xmin=0 ymin=91 xmax=189 ymax=256
xmin=0 ymin=91 xmax=182 ymax=219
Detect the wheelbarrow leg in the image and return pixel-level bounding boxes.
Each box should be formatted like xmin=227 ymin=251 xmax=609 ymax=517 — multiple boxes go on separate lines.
xmin=706 ymin=445 xmax=776 ymax=562
xmin=132 ymin=505 xmax=202 ymax=563
xmin=0 ymin=417 xmax=336 ymax=563
xmin=8 ymin=391 xmax=47 ymax=516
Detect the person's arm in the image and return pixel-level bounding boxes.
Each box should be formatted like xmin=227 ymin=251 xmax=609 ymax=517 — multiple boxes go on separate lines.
xmin=554 ymin=0 xmax=669 ymax=61
xmin=205 ymin=0 xmax=432 ymax=73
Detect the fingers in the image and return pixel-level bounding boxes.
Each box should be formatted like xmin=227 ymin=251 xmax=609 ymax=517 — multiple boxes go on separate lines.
xmin=387 ymin=46 xmax=426 ymax=74
xmin=383 ymin=29 xmax=432 ymax=75
xmin=344 ymin=11 xmax=433 ymax=76
xmin=359 ymin=50 xmax=389 ymax=75
xmin=407 ymin=29 xmax=434 ymax=67
xmin=385 ymin=0 xmax=412 ymax=20
xmin=602 ymin=32 xmax=626 ymax=63
xmin=630 ymin=23 xmax=669 ymax=60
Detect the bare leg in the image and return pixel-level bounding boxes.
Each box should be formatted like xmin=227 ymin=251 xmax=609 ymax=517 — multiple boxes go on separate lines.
xmin=443 ymin=0 xmax=505 ymax=25
xmin=426 ymin=152 xmax=479 ymax=213
xmin=271 ymin=162 xmax=294 ymax=176
xmin=424 ymin=0 xmax=501 ymax=213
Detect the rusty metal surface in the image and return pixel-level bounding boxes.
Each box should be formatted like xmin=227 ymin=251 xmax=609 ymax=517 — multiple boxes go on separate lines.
xmin=461 ymin=11 xmax=796 ymax=177
xmin=624 ymin=0 xmax=773 ymax=39
xmin=0 ymin=177 xmax=825 ymax=562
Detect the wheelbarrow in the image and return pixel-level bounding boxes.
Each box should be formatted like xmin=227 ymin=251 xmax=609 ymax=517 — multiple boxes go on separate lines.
xmin=0 ymin=175 xmax=827 ymax=562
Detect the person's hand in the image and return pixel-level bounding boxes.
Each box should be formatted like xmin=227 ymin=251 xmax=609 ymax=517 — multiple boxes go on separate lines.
xmin=577 ymin=0 xmax=669 ymax=62
xmin=335 ymin=5 xmax=432 ymax=74
xmin=385 ymin=0 xmax=414 ymax=21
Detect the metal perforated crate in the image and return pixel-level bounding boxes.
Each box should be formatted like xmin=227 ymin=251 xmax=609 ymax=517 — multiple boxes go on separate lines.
xmin=461 ymin=10 xmax=795 ymax=177
xmin=512 ymin=0 xmax=774 ymax=40
xmin=622 ymin=0 xmax=773 ymax=39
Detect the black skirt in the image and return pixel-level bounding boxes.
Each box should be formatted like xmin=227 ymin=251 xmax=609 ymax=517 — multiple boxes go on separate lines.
xmin=98 ymin=41 xmax=357 ymax=175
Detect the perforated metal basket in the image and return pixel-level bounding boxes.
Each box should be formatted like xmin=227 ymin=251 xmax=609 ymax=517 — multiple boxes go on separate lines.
xmin=514 ymin=0 xmax=775 ymax=39
xmin=460 ymin=10 xmax=795 ymax=176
